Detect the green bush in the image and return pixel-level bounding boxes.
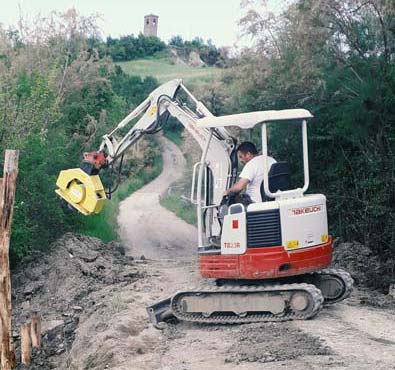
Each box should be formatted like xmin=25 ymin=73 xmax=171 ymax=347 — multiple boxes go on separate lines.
xmin=9 ymin=133 xmax=75 ymax=261
xmin=168 ymin=36 xmax=221 ymax=66
xmin=105 ymin=34 xmax=166 ymax=62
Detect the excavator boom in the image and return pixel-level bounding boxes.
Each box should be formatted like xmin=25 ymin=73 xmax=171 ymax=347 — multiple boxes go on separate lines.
xmin=55 ymin=79 xmax=236 ymax=215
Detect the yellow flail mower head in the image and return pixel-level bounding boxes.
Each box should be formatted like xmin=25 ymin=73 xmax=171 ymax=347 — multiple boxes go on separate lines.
xmin=55 ymin=152 xmax=108 ymax=215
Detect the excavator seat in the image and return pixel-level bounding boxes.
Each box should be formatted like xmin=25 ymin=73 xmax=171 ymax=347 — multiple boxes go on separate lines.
xmin=260 ymin=162 xmax=290 ymax=201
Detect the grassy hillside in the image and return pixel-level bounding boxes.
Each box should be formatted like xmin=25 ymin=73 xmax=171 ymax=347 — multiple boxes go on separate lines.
xmin=117 ymin=54 xmax=222 ymax=86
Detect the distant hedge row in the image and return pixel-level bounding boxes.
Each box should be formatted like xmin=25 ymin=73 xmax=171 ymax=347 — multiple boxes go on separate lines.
xmin=86 ymin=34 xmax=224 ymax=66
xmin=87 ymin=34 xmax=166 ymax=62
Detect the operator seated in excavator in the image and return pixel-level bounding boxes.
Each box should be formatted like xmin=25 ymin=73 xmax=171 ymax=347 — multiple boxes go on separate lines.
xmin=56 ymin=79 xmax=353 ymax=325
xmin=219 ymin=141 xmax=290 ymax=222
xmin=223 ymin=141 xmax=277 ymax=202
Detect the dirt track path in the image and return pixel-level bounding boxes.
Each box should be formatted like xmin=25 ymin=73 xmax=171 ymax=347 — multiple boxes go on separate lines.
xmin=118 ymin=135 xmax=196 ymax=261
xmin=116 ymin=136 xmax=395 ymax=370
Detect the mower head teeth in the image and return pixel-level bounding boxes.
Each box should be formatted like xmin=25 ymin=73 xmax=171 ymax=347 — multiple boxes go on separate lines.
xmin=55 ymin=168 xmax=106 ymax=216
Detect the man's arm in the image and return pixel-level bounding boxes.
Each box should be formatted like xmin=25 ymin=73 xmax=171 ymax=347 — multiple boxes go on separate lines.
xmin=224 ymin=178 xmax=249 ymax=196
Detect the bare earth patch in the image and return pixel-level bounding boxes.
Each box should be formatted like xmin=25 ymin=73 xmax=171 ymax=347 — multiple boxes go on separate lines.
xmin=225 ymin=322 xmax=332 ymax=364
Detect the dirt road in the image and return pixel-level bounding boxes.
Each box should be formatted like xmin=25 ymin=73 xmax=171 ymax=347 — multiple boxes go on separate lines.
xmin=118 ymin=135 xmax=196 ymax=261
xmin=96 ymin=136 xmax=395 ymax=370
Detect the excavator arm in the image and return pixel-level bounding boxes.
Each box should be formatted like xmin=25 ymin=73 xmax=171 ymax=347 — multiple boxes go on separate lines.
xmin=55 ymin=79 xmax=237 ymax=215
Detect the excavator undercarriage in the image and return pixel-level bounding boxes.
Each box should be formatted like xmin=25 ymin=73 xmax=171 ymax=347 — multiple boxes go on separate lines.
xmin=147 ymin=268 xmax=353 ymax=326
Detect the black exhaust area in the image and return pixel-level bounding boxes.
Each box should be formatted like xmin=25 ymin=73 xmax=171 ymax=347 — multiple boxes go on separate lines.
xmin=279 ymin=263 xmax=292 ymax=272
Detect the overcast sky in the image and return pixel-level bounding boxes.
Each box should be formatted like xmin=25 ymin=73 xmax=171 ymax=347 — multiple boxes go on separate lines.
xmin=0 ymin=0 xmax=255 ymax=47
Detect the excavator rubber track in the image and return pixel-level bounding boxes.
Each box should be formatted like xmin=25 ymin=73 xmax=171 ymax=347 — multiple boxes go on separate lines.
xmin=304 ymin=268 xmax=354 ymax=305
xmin=169 ymin=283 xmax=324 ymax=324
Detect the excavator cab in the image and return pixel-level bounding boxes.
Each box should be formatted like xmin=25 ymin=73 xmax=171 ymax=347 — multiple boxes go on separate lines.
xmin=193 ymin=109 xmax=319 ymax=255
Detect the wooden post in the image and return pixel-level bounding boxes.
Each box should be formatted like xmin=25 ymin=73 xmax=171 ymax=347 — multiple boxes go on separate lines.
xmin=20 ymin=322 xmax=31 ymax=365
xmin=389 ymin=283 xmax=395 ymax=299
xmin=0 ymin=178 xmax=2 ymax=358
xmin=0 ymin=150 xmax=19 ymax=370
xmin=30 ymin=311 xmax=41 ymax=348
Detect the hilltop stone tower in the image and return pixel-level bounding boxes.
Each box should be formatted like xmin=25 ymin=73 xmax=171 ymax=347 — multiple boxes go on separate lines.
xmin=144 ymin=14 xmax=159 ymax=37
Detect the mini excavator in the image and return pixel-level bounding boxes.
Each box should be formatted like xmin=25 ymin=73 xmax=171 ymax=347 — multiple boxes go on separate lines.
xmin=56 ymin=79 xmax=353 ymax=325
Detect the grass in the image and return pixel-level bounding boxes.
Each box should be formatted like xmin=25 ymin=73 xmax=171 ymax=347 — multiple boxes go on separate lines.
xmin=160 ymin=194 xmax=197 ymax=226
xmin=159 ymin=136 xmax=198 ymax=226
xmin=78 ymin=154 xmax=163 ymax=241
xmin=117 ymin=53 xmax=222 ymax=87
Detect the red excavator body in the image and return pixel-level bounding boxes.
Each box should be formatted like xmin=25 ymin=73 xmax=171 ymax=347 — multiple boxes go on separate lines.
xmin=200 ymin=237 xmax=332 ymax=280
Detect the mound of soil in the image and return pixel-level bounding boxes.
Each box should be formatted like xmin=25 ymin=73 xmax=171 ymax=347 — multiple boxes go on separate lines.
xmin=333 ymin=241 xmax=381 ymax=287
xmin=225 ymin=322 xmax=332 ymax=364
xmin=11 ymin=233 xmax=143 ymax=369
xmin=333 ymin=241 xmax=395 ymax=308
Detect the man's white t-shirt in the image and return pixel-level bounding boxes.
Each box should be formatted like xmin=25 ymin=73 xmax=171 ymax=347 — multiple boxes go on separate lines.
xmin=239 ymin=155 xmax=277 ymax=202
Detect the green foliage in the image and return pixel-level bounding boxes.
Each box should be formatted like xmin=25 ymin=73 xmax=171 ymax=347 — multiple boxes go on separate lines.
xmin=104 ymin=34 xmax=166 ymax=62
xmin=169 ymin=36 xmax=222 ymax=66
xmin=111 ymin=66 xmax=158 ymax=109
xmin=162 ymin=117 xmax=184 ymax=146
xmin=163 ymin=128 xmax=183 ymax=147
xmin=311 ymin=61 xmax=395 ymax=261
xmin=9 ymin=132 xmax=74 ymax=261
xmin=0 ymin=14 xmax=163 ymax=265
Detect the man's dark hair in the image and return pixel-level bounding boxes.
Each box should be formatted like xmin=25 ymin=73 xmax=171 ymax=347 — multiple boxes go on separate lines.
xmin=237 ymin=142 xmax=258 ymax=155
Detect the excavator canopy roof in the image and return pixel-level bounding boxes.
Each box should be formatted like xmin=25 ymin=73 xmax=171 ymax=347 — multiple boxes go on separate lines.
xmin=196 ymin=109 xmax=313 ymax=129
